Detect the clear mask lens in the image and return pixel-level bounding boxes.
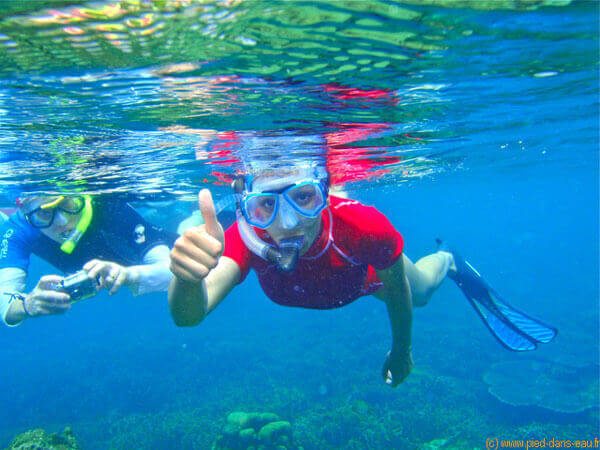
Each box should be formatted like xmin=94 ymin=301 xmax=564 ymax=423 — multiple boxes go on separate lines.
xmin=58 ymin=196 xmax=85 ymax=214
xmin=242 ymin=193 xmax=279 ymax=228
xmin=283 ymin=182 xmax=326 ymax=217
xmin=241 ymin=182 xmax=326 ymax=229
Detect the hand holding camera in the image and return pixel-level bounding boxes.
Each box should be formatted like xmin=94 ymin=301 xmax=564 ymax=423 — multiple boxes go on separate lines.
xmin=82 ymin=259 xmax=133 ymax=295
xmin=22 ymin=275 xmax=72 ymax=317
xmin=18 ymin=259 xmax=133 ymax=319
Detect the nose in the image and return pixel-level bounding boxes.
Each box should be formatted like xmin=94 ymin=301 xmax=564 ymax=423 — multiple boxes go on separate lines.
xmin=53 ymin=210 xmax=69 ymax=227
xmin=278 ymin=199 xmax=299 ymax=230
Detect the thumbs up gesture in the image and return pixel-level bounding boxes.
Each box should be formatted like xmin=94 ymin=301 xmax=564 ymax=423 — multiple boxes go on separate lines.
xmin=170 ymin=189 xmax=225 ymax=283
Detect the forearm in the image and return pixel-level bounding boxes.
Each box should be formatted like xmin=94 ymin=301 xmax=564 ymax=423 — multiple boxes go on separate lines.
xmin=168 ymin=277 xmax=209 ymax=327
xmin=168 ymin=257 xmax=240 ymax=327
xmin=385 ymin=276 xmax=413 ymax=352
xmin=127 ymin=245 xmax=173 ymax=295
xmin=376 ymin=258 xmax=413 ymax=352
xmin=127 ymin=262 xmax=173 ymax=295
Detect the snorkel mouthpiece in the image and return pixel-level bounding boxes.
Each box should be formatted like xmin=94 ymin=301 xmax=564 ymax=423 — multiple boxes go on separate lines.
xmin=267 ymin=236 xmax=304 ymax=273
xmin=236 ymin=210 xmax=305 ymax=274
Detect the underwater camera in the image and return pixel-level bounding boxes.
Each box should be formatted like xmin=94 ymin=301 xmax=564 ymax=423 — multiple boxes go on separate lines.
xmin=60 ymin=271 xmax=97 ymax=303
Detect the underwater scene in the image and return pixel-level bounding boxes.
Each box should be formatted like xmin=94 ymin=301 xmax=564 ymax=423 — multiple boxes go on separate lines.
xmin=0 ymin=0 xmax=597 ymax=449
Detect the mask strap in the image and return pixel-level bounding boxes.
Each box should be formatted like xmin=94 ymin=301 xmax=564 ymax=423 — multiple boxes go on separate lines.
xmin=214 ymin=193 xmax=243 ymax=217
xmin=40 ymin=196 xmax=65 ymax=210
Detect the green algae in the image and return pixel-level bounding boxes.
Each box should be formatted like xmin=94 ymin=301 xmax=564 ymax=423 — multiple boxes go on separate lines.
xmin=6 ymin=427 xmax=79 ymax=450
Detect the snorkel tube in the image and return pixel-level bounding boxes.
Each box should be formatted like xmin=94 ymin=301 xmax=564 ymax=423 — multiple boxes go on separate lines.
xmin=60 ymin=195 xmax=93 ymax=254
xmin=232 ymin=176 xmax=304 ymax=274
xmin=236 ymin=210 xmax=303 ymax=273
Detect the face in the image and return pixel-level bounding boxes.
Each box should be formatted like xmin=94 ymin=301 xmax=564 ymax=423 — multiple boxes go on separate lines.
xmin=265 ymin=207 xmax=322 ymax=255
xmin=251 ymin=172 xmax=326 ymax=255
xmin=20 ymin=196 xmax=84 ymax=244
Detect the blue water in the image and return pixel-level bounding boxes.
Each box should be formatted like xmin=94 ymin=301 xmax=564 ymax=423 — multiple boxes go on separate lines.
xmin=0 ymin=1 xmax=598 ymax=448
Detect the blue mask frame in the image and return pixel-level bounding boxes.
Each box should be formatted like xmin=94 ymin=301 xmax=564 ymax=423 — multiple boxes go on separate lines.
xmin=241 ymin=181 xmax=327 ymax=229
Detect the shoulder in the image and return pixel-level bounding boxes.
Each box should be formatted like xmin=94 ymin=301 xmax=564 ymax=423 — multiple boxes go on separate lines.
xmin=0 ymin=214 xmax=39 ymax=269
xmin=96 ymin=199 xmax=138 ymax=221
xmin=223 ymin=221 xmax=246 ymax=252
xmin=222 ymin=221 xmax=252 ymax=282
xmin=1 ymin=213 xmax=38 ymax=242
xmin=328 ymin=196 xmax=403 ymax=266
xmin=329 ymin=196 xmax=393 ymax=233
xmin=96 ymin=200 xmax=148 ymax=236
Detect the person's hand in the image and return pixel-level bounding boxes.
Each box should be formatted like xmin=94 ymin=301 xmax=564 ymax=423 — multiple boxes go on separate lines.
xmin=382 ymin=347 xmax=414 ymax=387
xmin=83 ymin=259 xmax=130 ymax=295
xmin=170 ymin=189 xmax=224 ymax=283
xmin=23 ymin=275 xmax=71 ymax=317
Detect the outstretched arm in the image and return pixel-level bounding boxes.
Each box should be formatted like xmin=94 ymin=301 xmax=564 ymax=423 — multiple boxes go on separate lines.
xmin=168 ymin=189 xmax=240 ymax=327
xmin=83 ymin=244 xmax=175 ymax=296
xmin=375 ymin=255 xmax=413 ymax=386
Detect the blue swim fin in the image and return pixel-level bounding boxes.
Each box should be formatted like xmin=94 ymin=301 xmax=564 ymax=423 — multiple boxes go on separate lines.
xmin=436 ymin=239 xmax=558 ymax=351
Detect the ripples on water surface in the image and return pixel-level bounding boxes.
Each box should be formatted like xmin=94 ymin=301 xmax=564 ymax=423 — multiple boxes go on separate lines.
xmin=0 ymin=0 xmax=596 ymax=202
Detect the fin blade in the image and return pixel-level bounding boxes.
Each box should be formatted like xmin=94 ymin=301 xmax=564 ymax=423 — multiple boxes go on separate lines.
xmin=469 ymin=298 xmax=538 ymax=351
xmin=488 ymin=288 xmax=558 ymax=344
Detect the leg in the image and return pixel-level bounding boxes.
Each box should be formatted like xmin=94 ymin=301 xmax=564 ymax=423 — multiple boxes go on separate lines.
xmin=402 ymin=252 xmax=454 ymax=307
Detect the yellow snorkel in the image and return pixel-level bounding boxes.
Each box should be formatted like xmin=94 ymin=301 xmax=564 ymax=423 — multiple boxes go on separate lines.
xmin=60 ymin=195 xmax=93 ymax=254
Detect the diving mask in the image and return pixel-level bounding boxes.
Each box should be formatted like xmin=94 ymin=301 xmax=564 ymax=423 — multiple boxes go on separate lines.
xmin=241 ymin=180 xmax=327 ymax=229
xmin=19 ymin=195 xmax=93 ymax=254
xmin=229 ymin=166 xmax=329 ymax=273
xmin=22 ymin=196 xmax=85 ymax=228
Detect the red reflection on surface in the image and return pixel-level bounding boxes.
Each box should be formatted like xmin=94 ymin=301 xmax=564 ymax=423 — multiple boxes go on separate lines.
xmin=323 ymin=83 xmax=399 ymax=103
xmin=321 ymin=84 xmax=402 ymax=186
xmin=205 ymin=131 xmax=241 ymax=185
xmin=325 ymin=122 xmax=402 ymax=186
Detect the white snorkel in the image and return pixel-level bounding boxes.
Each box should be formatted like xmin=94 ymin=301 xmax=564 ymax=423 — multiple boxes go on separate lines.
xmin=231 ymin=176 xmax=302 ymax=273
xmin=236 ymin=209 xmax=303 ymax=273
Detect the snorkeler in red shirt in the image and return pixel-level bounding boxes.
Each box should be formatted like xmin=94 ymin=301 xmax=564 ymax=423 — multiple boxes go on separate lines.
xmin=168 ymin=165 xmax=557 ymax=386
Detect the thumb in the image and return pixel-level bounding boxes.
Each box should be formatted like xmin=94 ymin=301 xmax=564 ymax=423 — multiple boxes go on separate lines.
xmin=382 ymin=351 xmax=393 ymax=385
xmin=38 ymin=275 xmax=64 ymax=290
xmin=198 ymin=189 xmax=221 ymax=238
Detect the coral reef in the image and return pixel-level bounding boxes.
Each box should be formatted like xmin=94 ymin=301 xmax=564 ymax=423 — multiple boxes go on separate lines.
xmin=6 ymin=427 xmax=79 ymax=450
xmin=484 ymin=360 xmax=599 ymax=413
xmin=212 ymin=411 xmax=301 ymax=450
xmin=2 ymin=305 xmax=597 ymax=449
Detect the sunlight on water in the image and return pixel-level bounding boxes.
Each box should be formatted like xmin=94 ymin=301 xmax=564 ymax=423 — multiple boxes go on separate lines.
xmin=0 ymin=0 xmax=595 ymax=203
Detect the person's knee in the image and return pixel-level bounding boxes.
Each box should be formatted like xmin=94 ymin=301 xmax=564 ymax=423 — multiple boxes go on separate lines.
xmin=411 ymin=290 xmax=432 ymax=307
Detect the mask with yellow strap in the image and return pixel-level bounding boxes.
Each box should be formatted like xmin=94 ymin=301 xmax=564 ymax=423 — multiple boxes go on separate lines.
xmin=19 ymin=195 xmax=93 ymax=254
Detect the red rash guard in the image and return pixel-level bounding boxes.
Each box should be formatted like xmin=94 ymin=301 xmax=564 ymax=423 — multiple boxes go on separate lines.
xmin=222 ymin=196 xmax=404 ymax=309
